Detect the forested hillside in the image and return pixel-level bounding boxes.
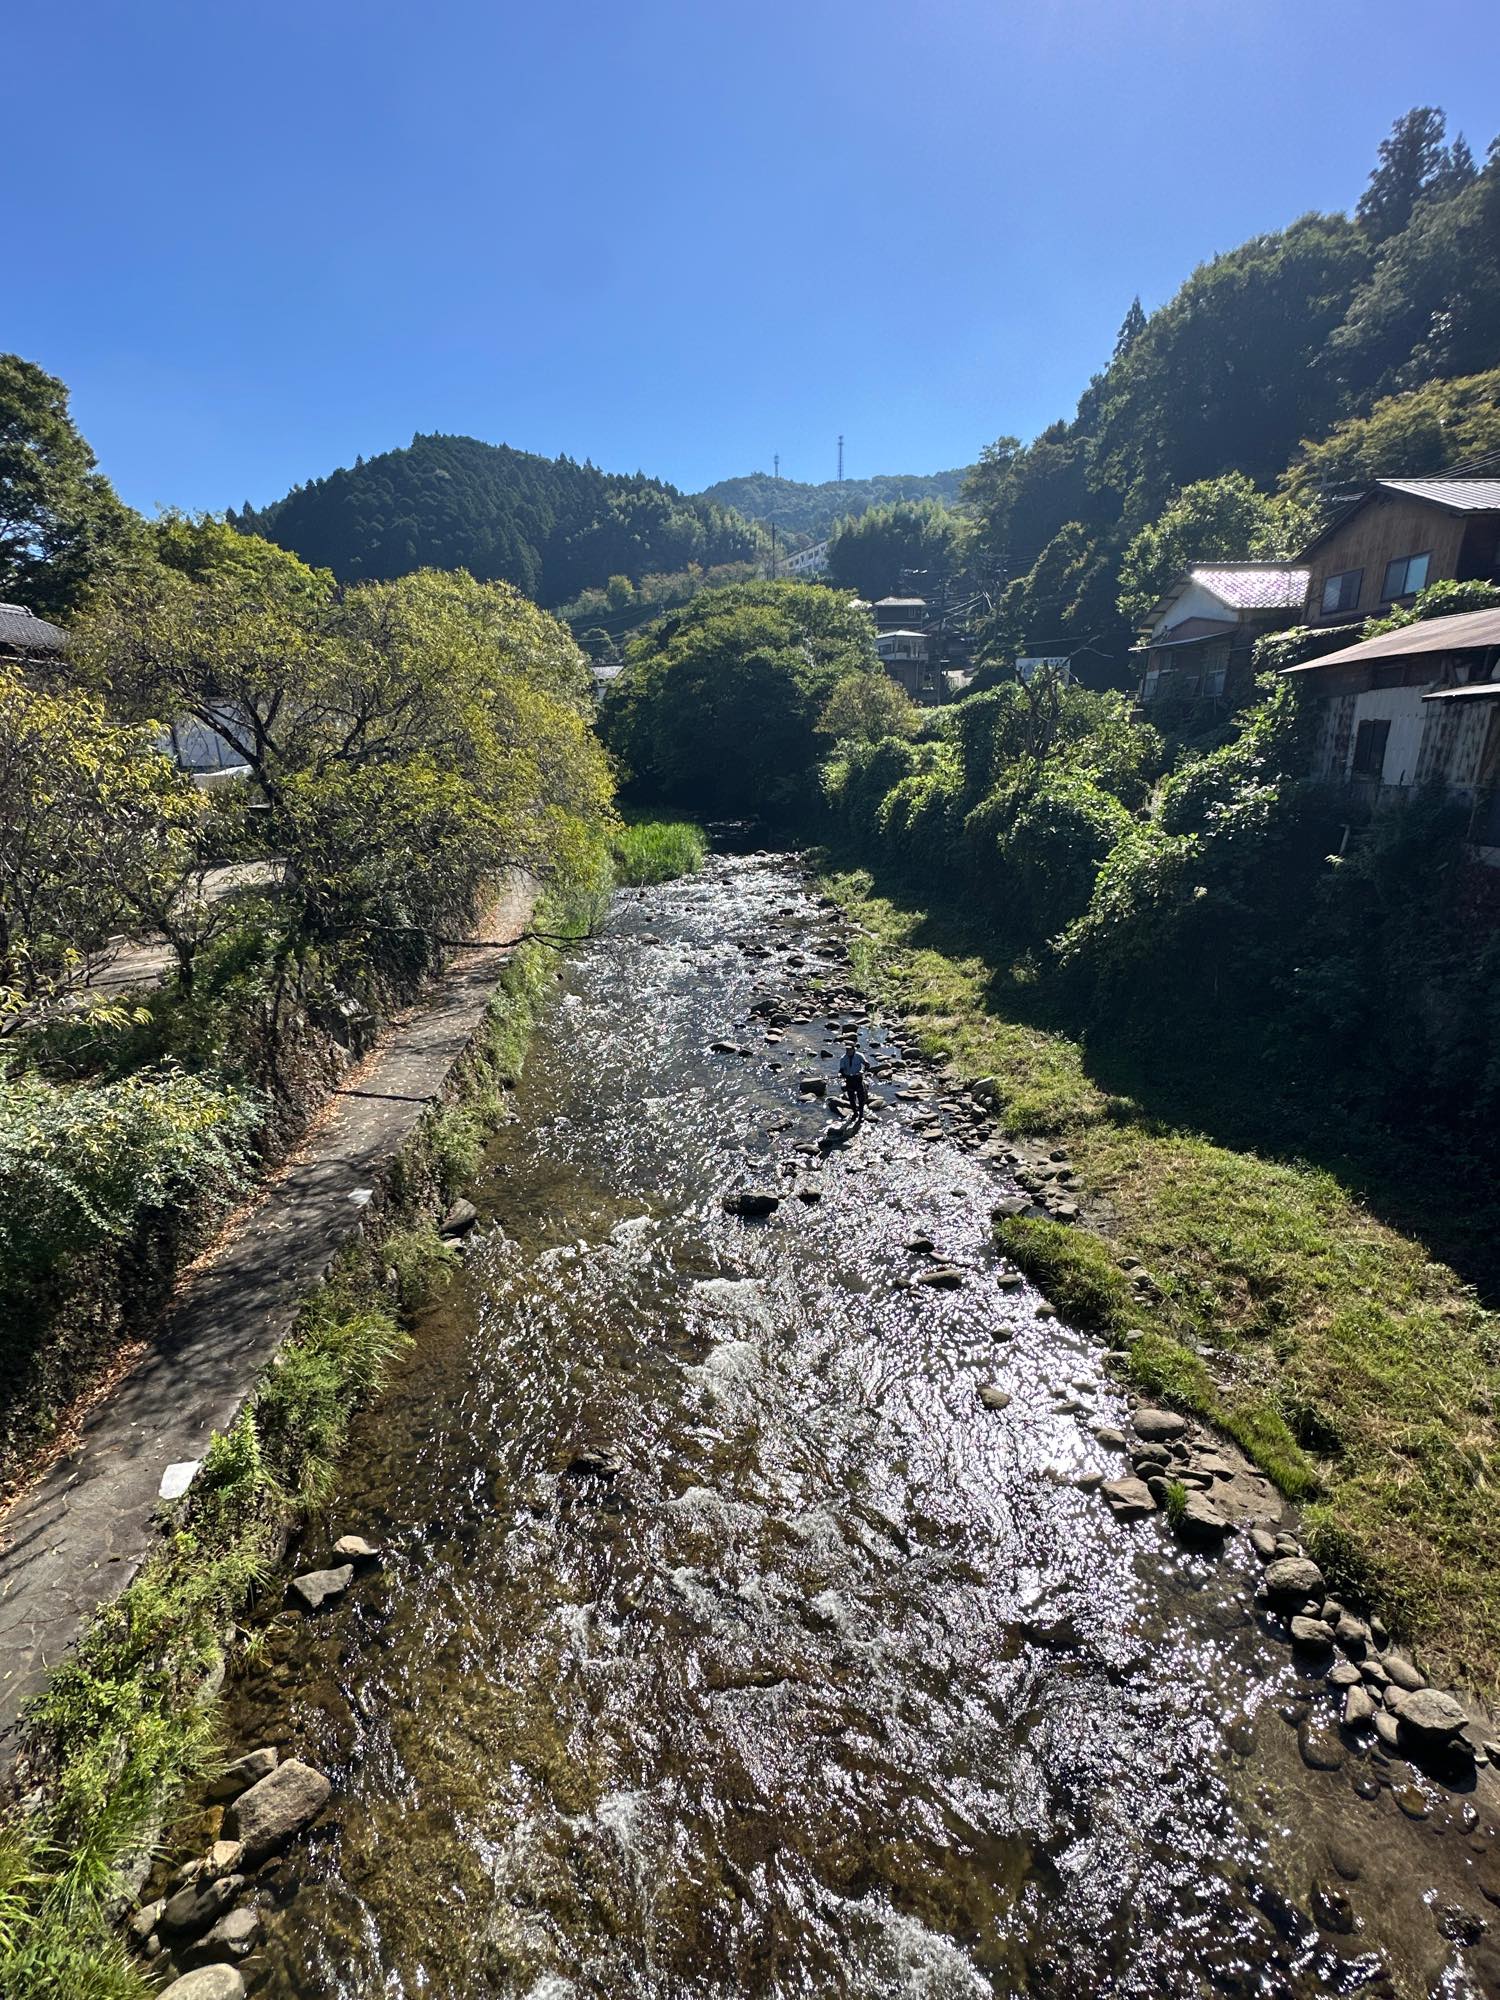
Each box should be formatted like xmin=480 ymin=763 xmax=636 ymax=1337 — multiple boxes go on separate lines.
xmin=970 ymin=109 xmax=1500 ymax=682
xmin=697 ymin=468 xmax=969 ymax=543
xmin=231 ymin=433 xmax=760 ymax=607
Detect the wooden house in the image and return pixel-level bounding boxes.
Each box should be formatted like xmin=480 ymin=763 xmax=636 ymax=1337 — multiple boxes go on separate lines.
xmin=1300 ymin=479 xmax=1500 ymax=630
xmin=1284 ymin=604 xmax=1500 ymax=856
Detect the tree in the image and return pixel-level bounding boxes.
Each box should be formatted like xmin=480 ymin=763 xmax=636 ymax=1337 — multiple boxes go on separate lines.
xmin=1112 ymin=296 xmax=1148 ymax=361
xmin=0 ymin=355 xmax=140 ymax=620
xmin=74 ymin=524 xmax=611 ymax=966
xmin=1331 ymin=157 xmax=1500 ymax=394
xmin=1280 ymin=369 xmax=1500 ymax=506
xmin=1087 ymin=215 xmax=1371 ymax=515
xmin=0 ymin=663 xmax=201 ymax=1016
xmin=980 ymin=523 xmax=1126 ymax=683
xmin=818 ymin=672 xmax=920 ymax=744
xmin=1434 ymin=133 xmax=1479 ymax=196
xmin=601 ymin=581 xmax=880 ymax=811
xmin=1357 ymin=107 xmax=1449 ymax=243
xmin=1116 ymin=474 xmax=1313 ymax=629
xmin=825 ymin=500 xmax=965 ymax=601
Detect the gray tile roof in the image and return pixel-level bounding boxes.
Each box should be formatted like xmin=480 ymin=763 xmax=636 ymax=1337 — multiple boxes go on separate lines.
xmin=1377 ymin=479 xmax=1500 ymax=512
xmin=0 ymin=603 xmax=68 ymax=653
xmin=1191 ymin=565 xmax=1309 ymax=611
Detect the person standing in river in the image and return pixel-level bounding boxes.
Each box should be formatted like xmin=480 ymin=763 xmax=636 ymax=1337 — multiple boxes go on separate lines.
xmin=838 ymin=1039 xmax=869 ymax=1121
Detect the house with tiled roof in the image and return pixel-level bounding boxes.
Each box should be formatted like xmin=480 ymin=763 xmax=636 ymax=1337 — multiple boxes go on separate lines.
xmin=0 ymin=602 xmax=68 ymax=660
xmin=1300 ymin=477 xmax=1500 ymax=630
xmin=1135 ymin=563 xmax=1308 ymax=714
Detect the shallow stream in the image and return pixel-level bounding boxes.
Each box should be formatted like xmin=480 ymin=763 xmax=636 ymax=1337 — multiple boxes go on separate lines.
xmin=218 ymin=853 xmax=1500 ymax=1998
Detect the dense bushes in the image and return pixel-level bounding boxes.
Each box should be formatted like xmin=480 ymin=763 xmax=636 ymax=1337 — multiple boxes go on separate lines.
xmin=601 ymin=580 xmax=882 ymax=813
xmin=0 ymin=1070 xmax=260 ymax=1302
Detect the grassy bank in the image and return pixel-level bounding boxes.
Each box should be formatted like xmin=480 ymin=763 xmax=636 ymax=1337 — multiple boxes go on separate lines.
xmin=825 ymin=864 xmax=1500 ymax=1691
xmin=610 ymin=812 xmax=707 ymax=886
xmin=0 ymin=871 xmax=605 ymax=1998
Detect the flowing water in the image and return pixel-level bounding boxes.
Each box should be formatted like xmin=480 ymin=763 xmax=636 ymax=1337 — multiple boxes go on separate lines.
xmin=217 ymin=853 xmax=1500 ymax=1999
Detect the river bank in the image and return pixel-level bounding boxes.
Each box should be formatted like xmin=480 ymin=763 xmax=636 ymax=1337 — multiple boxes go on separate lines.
xmin=817 ymin=860 xmax=1500 ymax=1698
xmin=132 ymin=850 xmax=1500 ymax=1999
xmin=0 ymin=865 xmax=617 ymax=2000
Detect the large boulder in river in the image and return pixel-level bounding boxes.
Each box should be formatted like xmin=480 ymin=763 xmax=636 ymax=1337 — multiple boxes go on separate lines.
xmin=227 ymin=1758 xmax=331 ymax=1861
xmin=287 ymin=1564 xmax=353 ymax=1613
xmin=1132 ymin=1408 xmax=1188 ymax=1444
xmin=1263 ymin=1556 xmax=1325 ymax=1604
xmin=159 ymin=1971 xmax=246 ymax=2000
xmin=1392 ymin=1686 xmax=1469 ymax=1746
xmin=722 ymin=1188 xmax=780 ymax=1217
xmin=1101 ymin=1477 xmax=1157 ymax=1521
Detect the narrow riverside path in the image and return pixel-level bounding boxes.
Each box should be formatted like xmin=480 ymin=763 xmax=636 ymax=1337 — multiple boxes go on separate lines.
xmin=0 ymin=876 xmax=536 ymax=1754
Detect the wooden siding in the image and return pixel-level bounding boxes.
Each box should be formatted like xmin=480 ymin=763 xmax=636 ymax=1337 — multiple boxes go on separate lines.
xmin=1305 ymin=494 xmax=1472 ymax=626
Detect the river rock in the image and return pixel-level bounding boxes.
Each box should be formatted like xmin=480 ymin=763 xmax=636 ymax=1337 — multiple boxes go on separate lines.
xmin=1248 ymin=1528 xmax=1278 ymax=1561
xmin=1343 ymin=1685 xmax=1377 ymax=1728
xmin=1334 ymin=1613 xmax=1371 ymax=1654
xmin=287 ymin=1564 xmax=354 ymax=1613
xmin=905 ymin=1235 xmax=935 ymax=1254
xmin=161 ymin=1872 xmax=244 ymax=1938
xmin=182 ymin=1905 xmax=261 ymax=1969
xmin=1102 ymin=1477 xmax=1156 ymax=1521
xmin=1394 ymin=1687 xmax=1469 ymax=1745
xmin=977 ymin=1386 xmax=1011 ymax=1411
xmin=158 ymin=1972 xmax=246 ymax=2000
xmin=1290 ymin=1616 xmax=1336 ymax=1655
xmin=227 ymin=1759 xmax=331 ymax=1861
xmin=798 ymin=1075 xmax=827 ymax=1097
xmin=1328 ymin=1662 xmax=1362 ymax=1688
xmin=1299 ymin=1721 xmax=1344 ymax=1771
xmin=207 ymin=1748 xmax=278 ymax=1802
xmin=1175 ymin=1493 xmax=1232 ymax=1543
xmin=1263 ymin=1556 xmax=1325 ymax=1604
xmin=914 ymin=1265 xmax=965 ymax=1289
xmin=332 ymin=1534 xmax=382 ymax=1565
xmin=1311 ymin=1882 xmax=1356 ymax=1935
xmin=203 ymin=1839 xmax=244 ymax=1879
xmin=722 ymin=1189 xmax=780 ymax=1217
xmin=1092 ymin=1425 xmax=1127 ymax=1450
xmin=1382 ymin=1653 xmax=1426 ymax=1692
xmin=991 ymin=1197 xmax=1029 ymax=1219
xmin=129 ymin=1897 xmax=165 ymax=1942
xmin=1373 ymin=1709 xmax=1402 ymax=1749
xmin=440 ymin=1198 xmax=479 ymax=1236
xmin=1132 ymin=1408 xmax=1188 ymax=1444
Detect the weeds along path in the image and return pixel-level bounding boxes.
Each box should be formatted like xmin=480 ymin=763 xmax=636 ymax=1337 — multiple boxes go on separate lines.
xmin=0 ymin=876 xmax=537 ymax=1757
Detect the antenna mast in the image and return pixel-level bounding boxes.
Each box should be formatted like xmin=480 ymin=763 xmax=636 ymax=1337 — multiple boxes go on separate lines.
xmin=837 ymin=435 xmax=844 ymax=483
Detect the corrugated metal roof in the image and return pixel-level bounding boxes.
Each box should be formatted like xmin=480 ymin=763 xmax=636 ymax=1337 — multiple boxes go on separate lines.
xmin=1421 ymin=681 xmax=1500 ymax=701
xmin=0 ymin=603 xmax=68 ymax=653
xmin=1190 ymin=565 xmax=1308 ymax=610
xmin=1285 ymin=606 xmax=1500 ymax=673
xmin=1376 ymin=478 xmax=1500 ymax=513
xmin=1151 ymin=616 xmax=1238 ymax=650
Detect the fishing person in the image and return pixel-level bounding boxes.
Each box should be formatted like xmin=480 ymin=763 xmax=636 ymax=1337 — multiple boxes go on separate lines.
xmin=837 ymin=1038 xmax=869 ymax=1121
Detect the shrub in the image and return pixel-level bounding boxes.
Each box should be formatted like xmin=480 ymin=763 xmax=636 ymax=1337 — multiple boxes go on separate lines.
xmin=993 ymin=1215 xmax=1133 ymax=1330
xmin=0 ymin=1068 xmax=261 ymax=1299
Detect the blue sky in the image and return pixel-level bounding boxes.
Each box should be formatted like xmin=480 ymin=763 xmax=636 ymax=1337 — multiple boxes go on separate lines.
xmin=9 ymin=0 xmax=1496 ymax=513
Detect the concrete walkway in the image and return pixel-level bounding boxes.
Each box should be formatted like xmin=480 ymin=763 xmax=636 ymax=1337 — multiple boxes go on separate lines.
xmin=0 ymin=878 xmax=536 ymax=1755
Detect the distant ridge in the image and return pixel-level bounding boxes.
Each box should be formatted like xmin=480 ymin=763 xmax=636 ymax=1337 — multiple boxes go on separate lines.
xmin=231 ymin=433 xmax=760 ymax=607
xmin=697 ymin=468 xmax=970 ymax=543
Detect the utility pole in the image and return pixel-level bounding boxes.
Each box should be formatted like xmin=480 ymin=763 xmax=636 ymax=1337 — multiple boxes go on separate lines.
xmin=837 ymin=435 xmax=844 ymax=483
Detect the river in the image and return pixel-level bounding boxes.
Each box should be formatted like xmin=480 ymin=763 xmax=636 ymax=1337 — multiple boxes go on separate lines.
xmin=216 ymin=852 xmax=1499 ymax=1999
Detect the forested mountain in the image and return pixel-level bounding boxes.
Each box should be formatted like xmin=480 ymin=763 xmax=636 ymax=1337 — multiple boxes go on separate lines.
xmin=969 ymin=109 xmax=1500 ymax=682
xmin=231 ymin=434 xmax=761 ymax=607
xmin=697 ymin=469 xmax=969 ymax=544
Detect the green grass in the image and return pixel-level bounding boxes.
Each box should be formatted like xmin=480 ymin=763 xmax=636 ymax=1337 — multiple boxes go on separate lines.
xmin=826 ymin=865 xmax=1500 ymax=1688
xmin=0 ymin=1260 xmax=411 ymax=2000
xmin=610 ymin=813 xmax=707 ymax=886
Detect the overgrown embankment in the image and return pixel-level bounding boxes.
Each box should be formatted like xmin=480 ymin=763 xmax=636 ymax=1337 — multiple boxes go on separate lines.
xmin=0 ymin=864 xmax=612 ymax=2000
xmin=825 ymin=865 xmax=1500 ymax=1690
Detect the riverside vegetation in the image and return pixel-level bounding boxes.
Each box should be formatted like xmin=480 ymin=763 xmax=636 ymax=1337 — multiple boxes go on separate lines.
xmin=601 ymin=575 xmax=1500 ymax=1694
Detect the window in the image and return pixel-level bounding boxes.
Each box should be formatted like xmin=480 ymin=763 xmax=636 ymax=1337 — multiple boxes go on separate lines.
xmin=1321 ymin=568 xmax=1363 ymax=616
xmin=1351 ymin=718 xmax=1390 ymax=781
xmin=1381 ymin=551 xmax=1431 ymax=600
